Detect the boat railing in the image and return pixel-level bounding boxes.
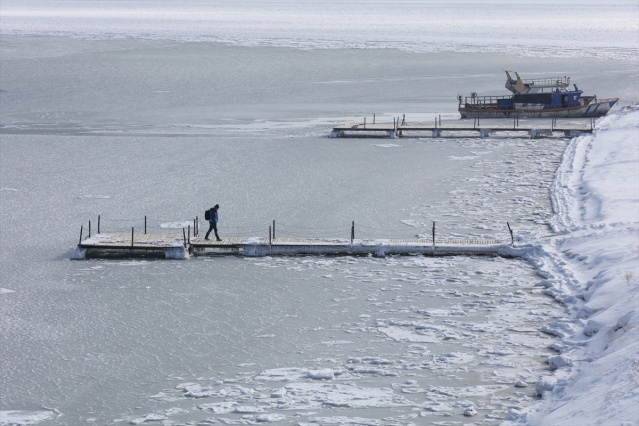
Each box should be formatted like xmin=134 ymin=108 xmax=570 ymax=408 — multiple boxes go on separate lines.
xmin=462 ymin=95 xmax=511 ymax=105
xmin=521 ymin=76 xmax=569 ymax=88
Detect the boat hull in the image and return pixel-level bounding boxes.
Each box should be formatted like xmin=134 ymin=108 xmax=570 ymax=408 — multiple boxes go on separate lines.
xmin=459 ymin=99 xmax=618 ymax=119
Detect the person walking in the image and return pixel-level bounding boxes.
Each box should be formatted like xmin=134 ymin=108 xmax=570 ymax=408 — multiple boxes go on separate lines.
xmin=205 ymin=204 xmax=221 ymax=241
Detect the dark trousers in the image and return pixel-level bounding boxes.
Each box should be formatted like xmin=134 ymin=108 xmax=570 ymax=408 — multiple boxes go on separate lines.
xmin=205 ymin=222 xmax=220 ymax=240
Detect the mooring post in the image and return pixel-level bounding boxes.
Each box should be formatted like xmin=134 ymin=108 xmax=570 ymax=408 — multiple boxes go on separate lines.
xmin=439 ymin=115 xmax=441 ymax=126
xmin=269 ymin=225 xmax=272 ymax=246
xmin=273 ymin=220 xmax=276 ymax=240
xmin=79 ymin=225 xmax=83 ymax=245
xmin=507 ymin=222 xmax=514 ymax=247
xmin=188 ymin=225 xmax=191 ymax=243
xmin=88 ymin=220 xmax=91 ymax=238
xmin=131 ymin=227 xmax=134 ymax=247
xmin=432 ymin=221 xmax=436 ymax=248
xmin=351 ymin=221 xmax=355 ymax=244
xmin=193 ymin=218 xmax=197 ymax=237
xmin=434 ymin=117 xmax=437 ymax=129
xmin=364 ymin=117 xmax=366 ymax=128
xmin=373 ymin=113 xmax=376 ymax=124
xmin=98 ymin=215 xmax=101 ymax=234
xmin=144 ymin=216 xmax=147 ymax=234
xmin=183 ymin=228 xmax=187 ymax=248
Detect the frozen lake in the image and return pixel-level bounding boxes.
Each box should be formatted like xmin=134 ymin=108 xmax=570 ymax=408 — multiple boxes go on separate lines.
xmin=1 ymin=1 xmax=637 ymax=425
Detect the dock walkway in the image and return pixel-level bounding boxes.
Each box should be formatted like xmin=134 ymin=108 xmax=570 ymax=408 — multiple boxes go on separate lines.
xmin=330 ymin=119 xmax=594 ymax=139
xmin=72 ymin=232 xmax=518 ymax=259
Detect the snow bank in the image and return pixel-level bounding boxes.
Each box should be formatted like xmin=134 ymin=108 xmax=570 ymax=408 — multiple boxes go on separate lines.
xmin=509 ymin=105 xmax=639 ymax=425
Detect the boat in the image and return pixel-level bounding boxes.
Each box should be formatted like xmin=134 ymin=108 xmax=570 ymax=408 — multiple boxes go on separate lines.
xmin=458 ymin=71 xmax=618 ymax=118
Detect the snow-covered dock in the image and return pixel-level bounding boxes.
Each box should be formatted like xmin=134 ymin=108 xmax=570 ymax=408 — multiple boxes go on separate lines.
xmin=71 ymin=232 xmax=190 ymax=260
xmin=330 ymin=120 xmax=594 ymax=139
xmin=192 ymin=236 xmax=512 ymax=257
xmin=72 ymin=233 xmax=518 ymax=259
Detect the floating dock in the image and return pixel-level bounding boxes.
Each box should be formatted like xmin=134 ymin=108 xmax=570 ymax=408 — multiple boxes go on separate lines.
xmin=72 ymin=232 xmax=519 ymax=260
xmin=191 ymin=236 xmax=515 ymax=257
xmin=330 ymin=117 xmax=594 ymax=139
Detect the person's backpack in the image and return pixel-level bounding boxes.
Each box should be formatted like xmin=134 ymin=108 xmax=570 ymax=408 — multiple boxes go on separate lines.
xmin=204 ymin=209 xmax=211 ymax=221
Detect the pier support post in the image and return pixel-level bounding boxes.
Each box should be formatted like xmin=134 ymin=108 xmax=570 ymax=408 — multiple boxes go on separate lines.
xmin=564 ymin=130 xmax=583 ymax=138
xmin=432 ymin=222 xmax=436 ymax=248
xmin=351 ymin=221 xmax=355 ymax=244
xmin=530 ymin=129 xmax=552 ymax=139
xmin=479 ymin=128 xmax=491 ymax=138
xmin=507 ymin=222 xmax=514 ymax=247
xmin=388 ymin=130 xmax=397 ymax=139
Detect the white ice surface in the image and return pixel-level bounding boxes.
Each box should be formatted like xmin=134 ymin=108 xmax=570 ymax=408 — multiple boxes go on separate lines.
xmin=0 ymin=410 xmax=56 ymax=425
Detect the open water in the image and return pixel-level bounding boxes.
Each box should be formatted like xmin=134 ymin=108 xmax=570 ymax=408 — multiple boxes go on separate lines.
xmin=1 ymin=1 xmax=637 ymax=425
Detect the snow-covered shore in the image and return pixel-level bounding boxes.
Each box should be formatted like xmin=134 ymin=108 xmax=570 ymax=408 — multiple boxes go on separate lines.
xmin=510 ymin=105 xmax=639 ymax=425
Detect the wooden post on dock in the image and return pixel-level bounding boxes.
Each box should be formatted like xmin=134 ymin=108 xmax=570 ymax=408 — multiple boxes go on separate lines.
xmin=351 ymin=221 xmax=355 ymax=244
xmin=507 ymin=222 xmax=514 ymax=247
xmin=364 ymin=117 xmax=366 ymax=128
xmin=131 ymin=227 xmax=134 ymax=247
xmin=194 ymin=218 xmax=197 ymax=236
xmin=79 ymin=225 xmax=83 ymax=245
xmin=188 ymin=225 xmax=190 ymax=244
xmin=98 ymin=215 xmax=101 ymax=234
xmin=144 ymin=216 xmax=147 ymax=234
xmin=88 ymin=220 xmax=91 ymax=238
xmin=183 ymin=228 xmax=187 ymax=248
xmin=373 ymin=113 xmax=376 ymax=124
xmin=269 ymin=225 xmax=272 ymax=246
xmin=432 ymin=222 xmax=436 ymax=248
xmin=273 ymin=220 xmax=276 ymax=239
